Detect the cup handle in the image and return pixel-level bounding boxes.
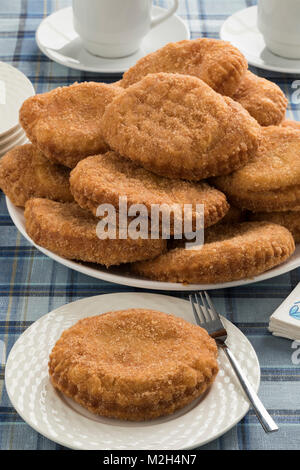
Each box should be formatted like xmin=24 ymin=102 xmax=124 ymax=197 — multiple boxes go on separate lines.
xmin=150 ymin=0 xmax=179 ymax=28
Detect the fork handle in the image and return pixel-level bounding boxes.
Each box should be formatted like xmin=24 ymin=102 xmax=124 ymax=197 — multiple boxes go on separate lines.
xmin=221 ymin=345 xmax=278 ymax=433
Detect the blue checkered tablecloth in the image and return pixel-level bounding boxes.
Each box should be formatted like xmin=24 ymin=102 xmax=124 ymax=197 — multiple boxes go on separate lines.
xmin=0 ymin=0 xmax=300 ymax=451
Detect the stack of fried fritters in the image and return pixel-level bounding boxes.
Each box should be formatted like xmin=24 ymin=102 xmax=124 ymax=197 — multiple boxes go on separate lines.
xmin=213 ymin=126 xmax=300 ymax=243
xmin=0 ymin=38 xmax=297 ymax=284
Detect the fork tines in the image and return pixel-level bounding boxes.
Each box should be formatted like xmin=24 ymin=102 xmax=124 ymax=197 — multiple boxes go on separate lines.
xmin=189 ymin=291 xmax=226 ymax=340
xmin=189 ymin=291 xmax=217 ymax=324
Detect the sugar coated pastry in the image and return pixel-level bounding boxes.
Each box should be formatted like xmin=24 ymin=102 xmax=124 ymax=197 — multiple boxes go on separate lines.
xmin=281 ymin=119 xmax=300 ymax=130
xmin=249 ymin=211 xmax=300 ymax=243
xmin=232 ymin=71 xmax=287 ymax=126
xmin=131 ymin=222 xmax=295 ymax=284
xmin=0 ymin=144 xmax=73 ymax=206
xmin=212 ymin=126 xmax=300 ymax=212
xmin=25 ymin=199 xmax=166 ymax=267
xmin=70 ymin=151 xmax=229 ymax=233
xmin=19 ymin=82 xmax=122 ymax=168
xmin=121 ymin=38 xmax=247 ymax=96
xmin=49 ymin=309 xmax=219 ymax=420
xmin=102 ymin=73 xmax=260 ymax=181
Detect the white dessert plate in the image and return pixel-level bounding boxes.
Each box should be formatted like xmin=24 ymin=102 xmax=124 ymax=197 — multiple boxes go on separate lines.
xmin=5 ymin=292 xmax=260 ymax=450
xmin=36 ymin=6 xmax=190 ymax=74
xmin=0 ymin=132 xmax=28 ymax=157
xmin=220 ymin=6 xmax=300 ymax=74
xmin=0 ymin=62 xmax=35 ymax=138
xmin=0 ymin=125 xmax=23 ymax=149
xmin=6 ymin=197 xmax=300 ymax=291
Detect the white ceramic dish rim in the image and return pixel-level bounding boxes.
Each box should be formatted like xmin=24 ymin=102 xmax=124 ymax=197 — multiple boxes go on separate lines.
xmin=5 ymin=292 xmax=260 ymax=450
xmin=0 ymin=131 xmax=27 ymax=156
xmin=6 ymin=197 xmax=300 ymax=291
xmin=0 ymin=124 xmax=23 ymax=148
xmin=0 ymin=62 xmax=35 ymax=137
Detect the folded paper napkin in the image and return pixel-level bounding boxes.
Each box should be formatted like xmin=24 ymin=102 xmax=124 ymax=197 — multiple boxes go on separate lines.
xmin=269 ymin=282 xmax=300 ymax=340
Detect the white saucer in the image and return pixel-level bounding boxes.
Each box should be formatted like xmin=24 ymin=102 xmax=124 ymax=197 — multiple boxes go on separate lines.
xmin=220 ymin=6 xmax=300 ymax=74
xmin=5 ymin=293 xmax=260 ymax=450
xmin=0 ymin=62 xmax=35 ymax=137
xmin=36 ymin=6 xmax=190 ymax=74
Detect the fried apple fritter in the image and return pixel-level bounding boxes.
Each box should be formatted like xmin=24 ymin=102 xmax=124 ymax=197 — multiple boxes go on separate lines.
xmin=102 ymin=73 xmax=260 ymax=181
xmin=25 ymin=199 xmax=166 ymax=267
xmin=19 ymin=82 xmax=122 ymax=168
xmin=49 ymin=309 xmax=219 ymax=420
xmin=249 ymin=211 xmax=300 ymax=243
xmin=0 ymin=144 xmax=73 ymax=207
xmin=281 ymin=119 xmax=300 ymax=130
xmin=232 ymin=71 xmax=287 ymax=126
xmin=131 ymin=222 xmax=295 ymax=284
xmin=211 ymin=182 xmax=300 ymax=213
xmin=70 ymin=151 xmax=229 ymax=233
xmin=120 ymin=38 xmax=247 ymax=96
xmin=214 ymin=126 xmax=300 ymax=192
xmin=212 ymin=126 xmax=300 ymax=211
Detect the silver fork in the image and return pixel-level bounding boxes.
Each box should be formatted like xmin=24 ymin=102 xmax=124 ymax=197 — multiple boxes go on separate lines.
xmin=189 ymin=291 xmax=278 ymax=433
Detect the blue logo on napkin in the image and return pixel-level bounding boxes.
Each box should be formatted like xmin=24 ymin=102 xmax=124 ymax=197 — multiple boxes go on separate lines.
xmin=289 ymin=301 xmax=300 ymax=320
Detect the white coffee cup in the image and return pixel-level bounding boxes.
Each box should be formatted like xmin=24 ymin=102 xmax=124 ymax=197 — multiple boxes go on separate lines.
xmin=258 ymin=0 xmax=300 ymax=59
xmin=72 ymin=0 xmax=179 ymax=59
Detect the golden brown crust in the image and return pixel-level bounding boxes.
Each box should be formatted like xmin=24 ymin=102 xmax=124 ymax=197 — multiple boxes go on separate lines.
xmin=213 ymin=126 xmax=300 ymax=192
xmin=0 ymin=144 xmax=73 ymax=206
xmin=281 ymin=119 xmax=300 ymax=130
xmin=120 ymin=38 xmax=247 ymax=96
xmin=19 ymin=82 xmax=122 ymax=168
xmin=212 ymin=181 xmax=300 ymax=212
xmin=232 ymin=71 xmax=287 ymax=126
xmin=249 ymin=211 xmax=300 ymax=243
xmin=131 ymin=222 xmax=295 ymax=284
xmin=102 ymin=73 xmax=260 ymax=181
xmin=24 ymin=199 xmax=166 ymax=267
xmin=70 ymin=152 xmax=229 ymax=231
xmin=49 ymin=309 xmax=219 ymax=420
xmin=212 ymin=126 xmax=300 ymax=211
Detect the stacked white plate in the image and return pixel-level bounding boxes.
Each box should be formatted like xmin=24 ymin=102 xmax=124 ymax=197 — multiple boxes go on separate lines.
xmin=0 ymin=62 xmax=35 ymax=157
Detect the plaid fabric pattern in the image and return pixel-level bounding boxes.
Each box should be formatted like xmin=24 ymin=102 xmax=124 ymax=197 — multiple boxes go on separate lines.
xmin=0 ymin=0 xmax=300 ymax=450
